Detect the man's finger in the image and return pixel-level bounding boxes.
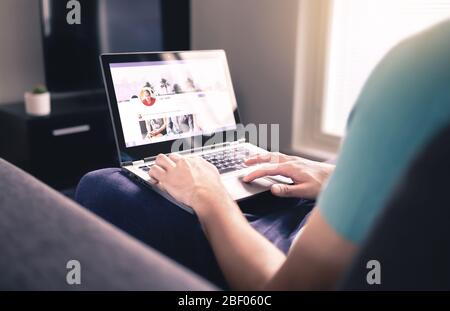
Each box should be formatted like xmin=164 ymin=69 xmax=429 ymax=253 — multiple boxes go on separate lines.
xmin=155 ymin=154 xmax=176 ymax=171
xmin=148 ymin=165 xmax=166 ymax=182
xmin=242 ymin=163 xmax=290 ymax=182
xmin=168 ymin=153 xmax=182 ymax=163
xmin=244 ymin=153 xmax=271 ymax=166
xmin=271 ymin=183 xmax=314 ymax=199
xmin=271 ymin=184 xmax=297 ymax=197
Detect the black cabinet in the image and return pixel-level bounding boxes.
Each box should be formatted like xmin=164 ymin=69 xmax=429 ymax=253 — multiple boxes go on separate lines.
xmin=0 ymin=93 xmax=117 ymax=190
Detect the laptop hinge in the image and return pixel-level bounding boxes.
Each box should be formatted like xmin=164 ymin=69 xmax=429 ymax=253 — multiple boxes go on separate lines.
xmin=143 ymin=157 xmax=153 ymax=163
xmin=121 ymin=161 xmax=133 ymax=167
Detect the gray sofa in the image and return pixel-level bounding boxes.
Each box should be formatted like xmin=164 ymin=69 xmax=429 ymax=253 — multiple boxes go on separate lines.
xmin=0 ymin=158 xmax=215 ymax=290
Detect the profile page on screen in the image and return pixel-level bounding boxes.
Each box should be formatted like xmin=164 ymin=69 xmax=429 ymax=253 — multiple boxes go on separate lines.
xmin=109 ymin=58 xmax=238 ymax=148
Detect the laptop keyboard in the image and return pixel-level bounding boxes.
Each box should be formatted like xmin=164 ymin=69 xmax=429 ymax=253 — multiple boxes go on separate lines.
xmin=138 ymin=147 xmax=253 ymax=174
xmin=201 ymin=147 xmax=252 ymax=174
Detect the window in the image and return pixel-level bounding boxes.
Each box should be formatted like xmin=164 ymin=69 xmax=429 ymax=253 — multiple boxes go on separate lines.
xmin=292 ymin=0 xmax=450 ymax=159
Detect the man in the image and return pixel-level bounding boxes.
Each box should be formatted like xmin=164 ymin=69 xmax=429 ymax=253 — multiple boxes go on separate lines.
xmin=77 ymin=20 xmax=450 ymax=290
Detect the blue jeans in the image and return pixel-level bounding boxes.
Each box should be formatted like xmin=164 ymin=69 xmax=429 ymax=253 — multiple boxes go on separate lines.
xmin=75 ymin=168 xmax=313 ymax=288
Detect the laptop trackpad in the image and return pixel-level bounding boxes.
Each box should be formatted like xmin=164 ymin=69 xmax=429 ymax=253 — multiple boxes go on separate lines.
xmin=222 ymin=175 xmax=289 ymax=201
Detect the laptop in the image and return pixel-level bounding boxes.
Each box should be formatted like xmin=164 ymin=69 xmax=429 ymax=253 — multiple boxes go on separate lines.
xmin=100 ymin=50 xmax=290 ymax=213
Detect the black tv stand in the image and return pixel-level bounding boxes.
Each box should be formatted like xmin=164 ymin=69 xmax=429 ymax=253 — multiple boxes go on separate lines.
xmin=0 ymin=94 xmax=117 ymax=190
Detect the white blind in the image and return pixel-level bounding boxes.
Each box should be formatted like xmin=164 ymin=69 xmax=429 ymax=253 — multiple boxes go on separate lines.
xmin=322 ymin=0 xmax=450 ymax=137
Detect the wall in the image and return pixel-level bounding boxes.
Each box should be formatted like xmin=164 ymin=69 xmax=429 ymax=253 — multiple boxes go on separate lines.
xmin=192 ymin=0 xmax=299 ymax=152
xmin=0 ymin=0 xmax=300 ymax=152
xmin=0 ymin=0 xmax=45 ymax=103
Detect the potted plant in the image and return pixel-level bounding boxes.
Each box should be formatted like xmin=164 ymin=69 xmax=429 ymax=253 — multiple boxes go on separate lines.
xmin=24 ymin=84 xmax=51 ymax=116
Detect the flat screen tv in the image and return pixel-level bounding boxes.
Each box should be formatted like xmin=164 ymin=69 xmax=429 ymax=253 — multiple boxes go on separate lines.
xmin=40 ymin=0 xmax=190 ymax=94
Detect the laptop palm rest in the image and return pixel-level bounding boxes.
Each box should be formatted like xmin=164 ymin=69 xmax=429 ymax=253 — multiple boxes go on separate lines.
xmin=222 ymin=175 xmax=292 ymax=201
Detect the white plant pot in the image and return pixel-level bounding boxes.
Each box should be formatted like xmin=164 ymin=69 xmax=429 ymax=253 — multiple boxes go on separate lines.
xmin=24 ymin=92 xmax=51 ymax=116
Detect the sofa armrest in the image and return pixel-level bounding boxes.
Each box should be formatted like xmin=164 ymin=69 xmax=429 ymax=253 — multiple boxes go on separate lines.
xmin=0 ymin=158 xmax=216 ymax=290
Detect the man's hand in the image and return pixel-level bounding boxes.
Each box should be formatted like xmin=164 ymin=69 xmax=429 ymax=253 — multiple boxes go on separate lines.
xmin=243 ymin=152 xmax=335 ymax=199
xmin=148 ymin=153 xmax=233 ymax=218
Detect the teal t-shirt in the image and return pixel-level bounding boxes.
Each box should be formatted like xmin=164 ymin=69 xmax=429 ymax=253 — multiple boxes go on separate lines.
xmin=318 ymin=20 xmax=450 ymax=244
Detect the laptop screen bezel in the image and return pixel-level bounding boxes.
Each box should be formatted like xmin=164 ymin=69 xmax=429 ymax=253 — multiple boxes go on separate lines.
xmin=100 ymin=50 xmax=243 ymax=164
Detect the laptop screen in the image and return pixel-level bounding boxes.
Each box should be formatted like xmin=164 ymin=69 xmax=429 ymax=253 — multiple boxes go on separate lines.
xmin=109 ymin=56 xmax=238 ymax=148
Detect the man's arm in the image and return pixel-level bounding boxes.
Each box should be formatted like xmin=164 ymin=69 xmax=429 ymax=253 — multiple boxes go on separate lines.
xmin=197 ymin=194 xmax=356 ymax=290
xmin=196 ymin=195 xmax=286 ymax=290
xmin=266 ymin=208 xmax=356 ymax=290
xmin=149 ymin=153 xmax=355 ymax=290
